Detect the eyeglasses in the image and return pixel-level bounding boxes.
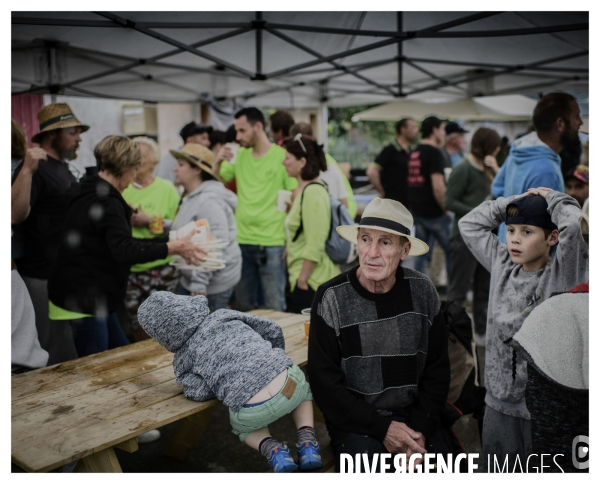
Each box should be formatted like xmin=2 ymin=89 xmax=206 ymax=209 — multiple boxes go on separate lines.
xmin=294 ymin=133 xmax=307 ymax=153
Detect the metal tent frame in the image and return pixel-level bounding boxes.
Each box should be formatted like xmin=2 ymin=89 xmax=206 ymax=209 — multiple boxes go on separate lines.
xmin=11 ymin=11 xmax=588 ymax=106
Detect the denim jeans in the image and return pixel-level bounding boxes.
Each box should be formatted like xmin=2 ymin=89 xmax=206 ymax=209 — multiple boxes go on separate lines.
xmin=413 ymin=214 xmax=452 ymax=278
xmin=69 ymin=313 xmax=130 ymax=358
xmin=177 ymin=284 xmax=234 ymax=313
xmin=235 ymin=245 xmax=286 ymax=312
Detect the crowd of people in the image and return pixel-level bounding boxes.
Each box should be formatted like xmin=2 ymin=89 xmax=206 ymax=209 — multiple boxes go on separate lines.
xmin=11 ymin=92 xmax=588 ymax=472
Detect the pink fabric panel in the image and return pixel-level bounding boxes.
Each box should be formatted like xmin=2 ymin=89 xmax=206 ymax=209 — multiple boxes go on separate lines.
xmin=11 ymin=94 xmax=44 ymax=147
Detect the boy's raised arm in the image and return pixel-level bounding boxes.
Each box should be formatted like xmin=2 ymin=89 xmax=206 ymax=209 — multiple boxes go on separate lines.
xmin=459 ymin=197 xmax=512 ymax=272
xmin=546 ymin=191 xmax=589 ymax=286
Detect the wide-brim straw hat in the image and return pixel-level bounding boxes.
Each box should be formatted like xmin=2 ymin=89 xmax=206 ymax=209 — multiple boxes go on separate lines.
xmin=170 ymin=143 xmax=218 ymax=179
xmin=337 ymin=197 xmax=429 ymax=257
xmin=31 ymin=103 xmax=90 ymax=144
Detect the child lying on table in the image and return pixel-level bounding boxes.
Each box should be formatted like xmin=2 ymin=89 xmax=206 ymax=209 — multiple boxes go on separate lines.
xmin=138 ymin=291 xmax=322 ymax=473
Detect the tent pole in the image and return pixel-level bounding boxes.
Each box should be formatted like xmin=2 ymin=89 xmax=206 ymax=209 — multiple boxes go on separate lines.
xmin=396 ymin=12 xmax=403 ymax=97
xmin=319 ymin=103 xmax=329 ymax=153
xmin=254 ymin=12 xmax=265 ymax=80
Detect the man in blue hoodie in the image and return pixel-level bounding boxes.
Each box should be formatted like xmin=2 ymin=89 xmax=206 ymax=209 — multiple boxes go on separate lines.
xmin=492 ymin=93 xmax=582 ymax=242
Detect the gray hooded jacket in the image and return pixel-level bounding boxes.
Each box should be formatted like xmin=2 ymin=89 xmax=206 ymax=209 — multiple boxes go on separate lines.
xmin=459 ymin=191 xmax=588 ymax=419
xmin=137 ymin=292 xmax=293 ymax=411
xmin=172 ymin=180 xmax=242 ymax=295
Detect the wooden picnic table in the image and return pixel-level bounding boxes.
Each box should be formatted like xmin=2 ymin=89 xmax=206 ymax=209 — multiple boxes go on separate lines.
xmin=11 ymin=309 xmax=311 ymax=473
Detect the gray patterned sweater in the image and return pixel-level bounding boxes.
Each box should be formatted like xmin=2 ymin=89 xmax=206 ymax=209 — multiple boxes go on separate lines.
xmin=459 ymin=191 xmax=588 ymax=419
xmin=137 ymin=292 xmax=292 ymax=411
xmin=307 ymin=266 xmax=450 ymax=441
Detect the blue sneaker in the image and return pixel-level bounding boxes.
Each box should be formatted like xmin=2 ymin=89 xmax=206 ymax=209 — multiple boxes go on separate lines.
xmin=296 ymin=441 xmax=323 ymax=470
xmin=267 ymin=444 xmax=298 ymax=473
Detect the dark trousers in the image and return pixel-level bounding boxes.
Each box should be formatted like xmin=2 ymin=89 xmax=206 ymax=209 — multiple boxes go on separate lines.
xmin=447 ymin=233 xmax=490 ymax=336
xmin=327 ymin=417 xmax=463 ymax=473
xmin=287 ymin=285 xmax=316 ymax=314
xmin=69 ymin=313 xmax=130 ymax=357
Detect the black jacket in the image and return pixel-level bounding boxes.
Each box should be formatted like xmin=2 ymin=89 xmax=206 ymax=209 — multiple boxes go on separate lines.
xmin=48 ymin=175 xmax=168 ymax=315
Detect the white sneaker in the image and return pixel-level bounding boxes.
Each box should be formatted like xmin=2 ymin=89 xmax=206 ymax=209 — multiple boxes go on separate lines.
xmin=138 ymin=429 xmax=161 ymax=444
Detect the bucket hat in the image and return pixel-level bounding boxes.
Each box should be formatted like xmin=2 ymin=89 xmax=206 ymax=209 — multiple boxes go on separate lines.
xmin=31 ymin=103 xmax=90 ymax=144
xmin=170 ymin=143 xmax=217 ymax=180
xmin=336 ymin=197 xmax=429 ymax=256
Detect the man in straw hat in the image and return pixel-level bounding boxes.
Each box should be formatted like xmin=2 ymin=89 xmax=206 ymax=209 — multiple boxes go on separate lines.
xmin=308 ymin=197 xmax=451 ymax=472
xmin=11 ymin=103 xmax=89 ymax=364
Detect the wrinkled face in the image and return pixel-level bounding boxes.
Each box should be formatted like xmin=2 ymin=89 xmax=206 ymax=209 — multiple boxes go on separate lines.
xmin=283 ymin=150 xmax=305 ymax=178
xmin=136 ymin=143 xmax=157 ymax=179
xmin=565 ymin=178 xmax=589 ymax=206
xmin=401 ymin=120 xmax=419 ymax=144
xmin=188 ymin=132 xmax=211 ymax=147
xmin=174 ymin=158 xmax=201 ymax=185
xmin=357 ymin=228 xmax=409 ymax=284
xmin=506 ymin=224 xmax=555 ymax=268
xmin=235 ymin=115 xmax=259 ymax=148
xmin=51 ymin=127 xmax=83 ymax=161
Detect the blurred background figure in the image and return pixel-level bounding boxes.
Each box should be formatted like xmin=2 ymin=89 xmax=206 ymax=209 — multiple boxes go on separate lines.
xmin=11 ymin=118 xmax=28 ymax=176
xmin=366 ymin=118 xmax=417 ymax=211
xmin=12 ymin=259 xmax=49 ymax=375
xmin=441 ymin=121 xmax=469 ymax=168
xmin=445 ymin=127 xmax=501 ymax=347
xmin=11 ymin=103 xmax=88 ymax=365
xmin=269 ymin=109 xmax=295 ymax=146
xmin=290 ymin=122 xmax=356 ymax=218
xmin=564 ymin=164 xmax=589 ymax=207
xmin=154 ymin=121 xmax=213 ymax=184
xmin=209 ymin=130 xmax=227 ymax=155
xmin=282 ymin=134 xmax=340 ymax=313
xmin=121 ymin=136 xmax=182 ymax=341
xmin=407 ymin=116 xmax=450 ymax=279
xmin=171 ymin=143 xmax=242 ymax=312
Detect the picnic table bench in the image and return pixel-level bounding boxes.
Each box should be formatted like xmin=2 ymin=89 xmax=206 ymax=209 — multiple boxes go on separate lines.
xmin=12 ymin=309 xmax=332 ymax=473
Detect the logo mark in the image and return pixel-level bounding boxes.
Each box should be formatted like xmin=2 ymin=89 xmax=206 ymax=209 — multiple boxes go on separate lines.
xmin=572 ymin=435 xmax=589 ymax=470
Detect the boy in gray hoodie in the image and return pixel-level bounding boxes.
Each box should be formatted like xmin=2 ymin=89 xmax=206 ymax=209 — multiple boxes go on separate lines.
xmin=459 ymin=188 xmax=587 ymax=471
xmin=138 ymin=292 xmax=322 ymax=473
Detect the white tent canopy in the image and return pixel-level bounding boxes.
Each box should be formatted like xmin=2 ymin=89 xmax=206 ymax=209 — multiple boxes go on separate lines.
xmin=352 ymin=94 xmax=538 ymax=121
xmin=11 ymin=11 xmax=588 ymax=108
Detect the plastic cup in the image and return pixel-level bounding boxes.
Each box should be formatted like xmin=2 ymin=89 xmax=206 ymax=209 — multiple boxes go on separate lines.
xmin=277 ymin=190 xmax=292 ymax=213
xmin=301 ymin=308 xmax=311 ymax=339
xmin=225 ymin=143 xmax=239 ymax=164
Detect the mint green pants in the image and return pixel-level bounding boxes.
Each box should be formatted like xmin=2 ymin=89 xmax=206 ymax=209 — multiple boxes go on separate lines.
xmin=229 ymin=364 xmax=313 ymax=442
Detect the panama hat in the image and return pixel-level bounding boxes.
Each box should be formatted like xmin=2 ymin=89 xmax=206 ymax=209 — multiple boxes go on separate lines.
xmin=170 ymin=143 xmax=218 ymax=180
xmin=31 ymin=103 xmax=90 ymax=144
xmin=336 ymin=197 xmax=429 ymax=256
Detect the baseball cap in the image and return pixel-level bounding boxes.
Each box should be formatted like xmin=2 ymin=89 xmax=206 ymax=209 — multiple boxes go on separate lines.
xmin=445 ymin=121 xmax=468 ymax=135
xmin=506 ymin=195 xmax=558 ymax=231
xmin=565 ymin=164 xmax=589 ymax=184
xmin=180 ymin=122 xmax=213 ymax=143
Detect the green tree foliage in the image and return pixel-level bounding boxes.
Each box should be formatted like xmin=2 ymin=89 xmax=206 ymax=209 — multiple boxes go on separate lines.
xmin=328 ymin=105 xmax=396 ymax=170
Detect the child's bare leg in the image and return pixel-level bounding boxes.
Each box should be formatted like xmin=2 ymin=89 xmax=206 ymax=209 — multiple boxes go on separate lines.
xmin=291 ymin=400 xmax=314 ymax=429
xmin=244 ymin=427 xmax=272 ymax=451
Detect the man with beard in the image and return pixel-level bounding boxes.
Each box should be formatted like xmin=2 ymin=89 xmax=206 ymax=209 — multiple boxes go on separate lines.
xmin=492 ymin=93 xmax=582 ymax=242
xmin=11 ymin=103 xmax=89 ymax=364
xmin=367 ymin=118 xmax=418 ymax=208
xmin=214 ymin=107 xmax=297 ymax=312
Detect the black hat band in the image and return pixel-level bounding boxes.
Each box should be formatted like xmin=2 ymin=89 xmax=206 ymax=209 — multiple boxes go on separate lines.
xmin=39 ymin=113 xmax=76 ymax=130
xmin=359 ymin=217 xmax=411 ymax=236
xmin=186 ymin=153 xmax=212 ymax=171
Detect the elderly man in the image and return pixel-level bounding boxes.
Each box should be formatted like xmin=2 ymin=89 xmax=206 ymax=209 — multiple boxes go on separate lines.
xmin=308 ymin=198 xmax=451 ymax=472
xmin=11 ymin=103 xmax=88 ymax=365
